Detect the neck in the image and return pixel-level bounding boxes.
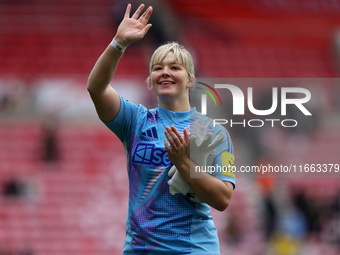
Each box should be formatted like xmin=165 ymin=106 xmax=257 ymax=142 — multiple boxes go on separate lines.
xmin=158 ymin=97 xmax=191 ymax=112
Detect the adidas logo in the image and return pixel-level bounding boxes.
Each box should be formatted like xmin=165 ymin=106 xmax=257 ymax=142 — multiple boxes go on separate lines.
xmin=141 ymin=127 xmax=158 ymax=139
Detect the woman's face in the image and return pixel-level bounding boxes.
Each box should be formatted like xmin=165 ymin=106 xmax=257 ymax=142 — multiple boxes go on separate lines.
xmin=150 ymin=52 xmax=191 ymax=105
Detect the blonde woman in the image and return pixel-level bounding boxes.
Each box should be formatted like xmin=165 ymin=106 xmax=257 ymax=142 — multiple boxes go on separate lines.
xmin=87 ymin=4 xmax=235 ymax=254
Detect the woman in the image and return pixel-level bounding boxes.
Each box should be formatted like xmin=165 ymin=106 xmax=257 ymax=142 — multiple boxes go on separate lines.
xmin=87 ymin=4 xmax=235 ymax=254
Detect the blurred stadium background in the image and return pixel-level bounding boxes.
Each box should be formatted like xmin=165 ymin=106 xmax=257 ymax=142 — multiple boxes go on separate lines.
xmin=1 ymin=0 xmax=340 ymax=254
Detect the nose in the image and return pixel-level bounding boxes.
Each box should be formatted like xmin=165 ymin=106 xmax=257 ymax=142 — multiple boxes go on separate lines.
xmin=161 ymin=66 xmax=170 ymax=76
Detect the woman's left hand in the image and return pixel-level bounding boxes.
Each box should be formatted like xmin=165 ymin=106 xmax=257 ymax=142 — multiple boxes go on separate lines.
xmin=164 ymin=126 xmax=189 ymax=168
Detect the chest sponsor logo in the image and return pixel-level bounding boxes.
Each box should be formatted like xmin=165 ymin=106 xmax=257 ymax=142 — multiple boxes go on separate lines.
xmin=132 ymin=143 xmax=171 ymax=166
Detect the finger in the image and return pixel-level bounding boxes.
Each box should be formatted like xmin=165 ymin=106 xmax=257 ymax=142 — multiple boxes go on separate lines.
xmin=132 ymin=4 xmax=145 ymax=19
xmin=124 ymin=4 xmax=131 ymax=18
xmin=209 ymin=133 xmax=225 ymax=150
xmin=183 ymin=128 xmax=190 ymax=154
xmin=183 ymin=128 xmax=189 ymax=145
xmin=168 ymin=165 xmax=177 ymax=177
xmin=171 ymin=126 xmax=185 ymax=144
xmin=138 ymin=6 xmax=153 ymax=25
xmin=189 ymin=134 xmax=198 ymax=146
xmin=167 ymin=127 xmax=181 ymax=148
xmin=141 ymin=24 xmax=152 ymax=36
xmin=164 ymin=130 xmax=177 ymax=150
xmin=201 ymin=132 xmax=213 ymax=148
xmin=164 ymin=138 xmax=171 ymax=152
xmin=165 ymin=128 xmax=176 ymax=149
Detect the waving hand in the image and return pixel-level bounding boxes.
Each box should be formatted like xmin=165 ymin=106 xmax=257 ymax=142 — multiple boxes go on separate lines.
xmin=114 ymin=4 xmax=153 ymax=47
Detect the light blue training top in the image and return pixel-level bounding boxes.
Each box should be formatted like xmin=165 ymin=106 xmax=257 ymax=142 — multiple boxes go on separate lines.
xmin=103 ymin=96 xmax=236 ymax=254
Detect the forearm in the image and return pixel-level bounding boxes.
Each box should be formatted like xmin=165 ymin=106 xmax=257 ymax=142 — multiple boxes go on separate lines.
xmin=87 ymin=44 xmax=123 ymax=94
xmin=88 ymin=3 xmax=152 ymax=94
xmin=87 ymin=4 xmax=152 ymax=121
xmin=176 ymin=158 xmax=233 ymax=211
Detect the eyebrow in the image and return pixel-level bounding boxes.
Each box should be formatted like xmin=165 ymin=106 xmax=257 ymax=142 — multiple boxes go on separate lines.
xmin=153 ymin=61 xmax=182 ymax=66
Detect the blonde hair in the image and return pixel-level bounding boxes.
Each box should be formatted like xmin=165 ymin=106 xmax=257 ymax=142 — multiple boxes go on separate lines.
xmin=146 ymin=42 xmax=195 ymax=89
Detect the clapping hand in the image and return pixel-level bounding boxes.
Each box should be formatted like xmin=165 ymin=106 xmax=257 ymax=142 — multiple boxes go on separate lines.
xmin=165 ymin=124 xmax=225 ymax=203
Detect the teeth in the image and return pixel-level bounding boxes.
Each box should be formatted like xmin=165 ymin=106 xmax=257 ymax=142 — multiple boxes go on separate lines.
xmin=161 ymin=82 xmax=172 ymax=85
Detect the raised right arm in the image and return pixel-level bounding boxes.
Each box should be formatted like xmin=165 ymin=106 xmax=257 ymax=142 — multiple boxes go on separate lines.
xmin=87 ymin=4 xmax=152 ymax=122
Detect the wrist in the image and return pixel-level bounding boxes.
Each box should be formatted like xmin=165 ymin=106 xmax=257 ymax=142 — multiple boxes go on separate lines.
xmin=110 ymin=38 xmax=127 ymax=52
xmin=175 ymin=157 xmax=191 ymax=180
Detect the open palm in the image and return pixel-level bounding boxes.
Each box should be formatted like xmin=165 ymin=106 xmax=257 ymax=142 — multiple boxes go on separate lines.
xmin=115 ymin=4 xmax=153 ymax=46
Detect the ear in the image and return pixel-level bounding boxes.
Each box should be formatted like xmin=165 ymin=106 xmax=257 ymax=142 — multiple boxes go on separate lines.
xmin=187 ymin=76 xmax=195 ymax=88
xmin=146 ymin=76 xmax=153 ymax=90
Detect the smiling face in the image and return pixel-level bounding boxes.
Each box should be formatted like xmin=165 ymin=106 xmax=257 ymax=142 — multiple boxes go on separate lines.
xmin=148 ymin=42 xmax=195 ymax=111
xmin=150 ymin=52 xmax=192 ymax=107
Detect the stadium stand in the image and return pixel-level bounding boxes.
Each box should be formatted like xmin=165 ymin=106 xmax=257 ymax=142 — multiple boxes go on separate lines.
xmin=1 ymin=0 xmax=340 ymax=254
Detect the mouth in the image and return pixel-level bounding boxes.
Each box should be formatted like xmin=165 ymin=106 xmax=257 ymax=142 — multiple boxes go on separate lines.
xmin=159 ymin=81 xmax=175 ymax=86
